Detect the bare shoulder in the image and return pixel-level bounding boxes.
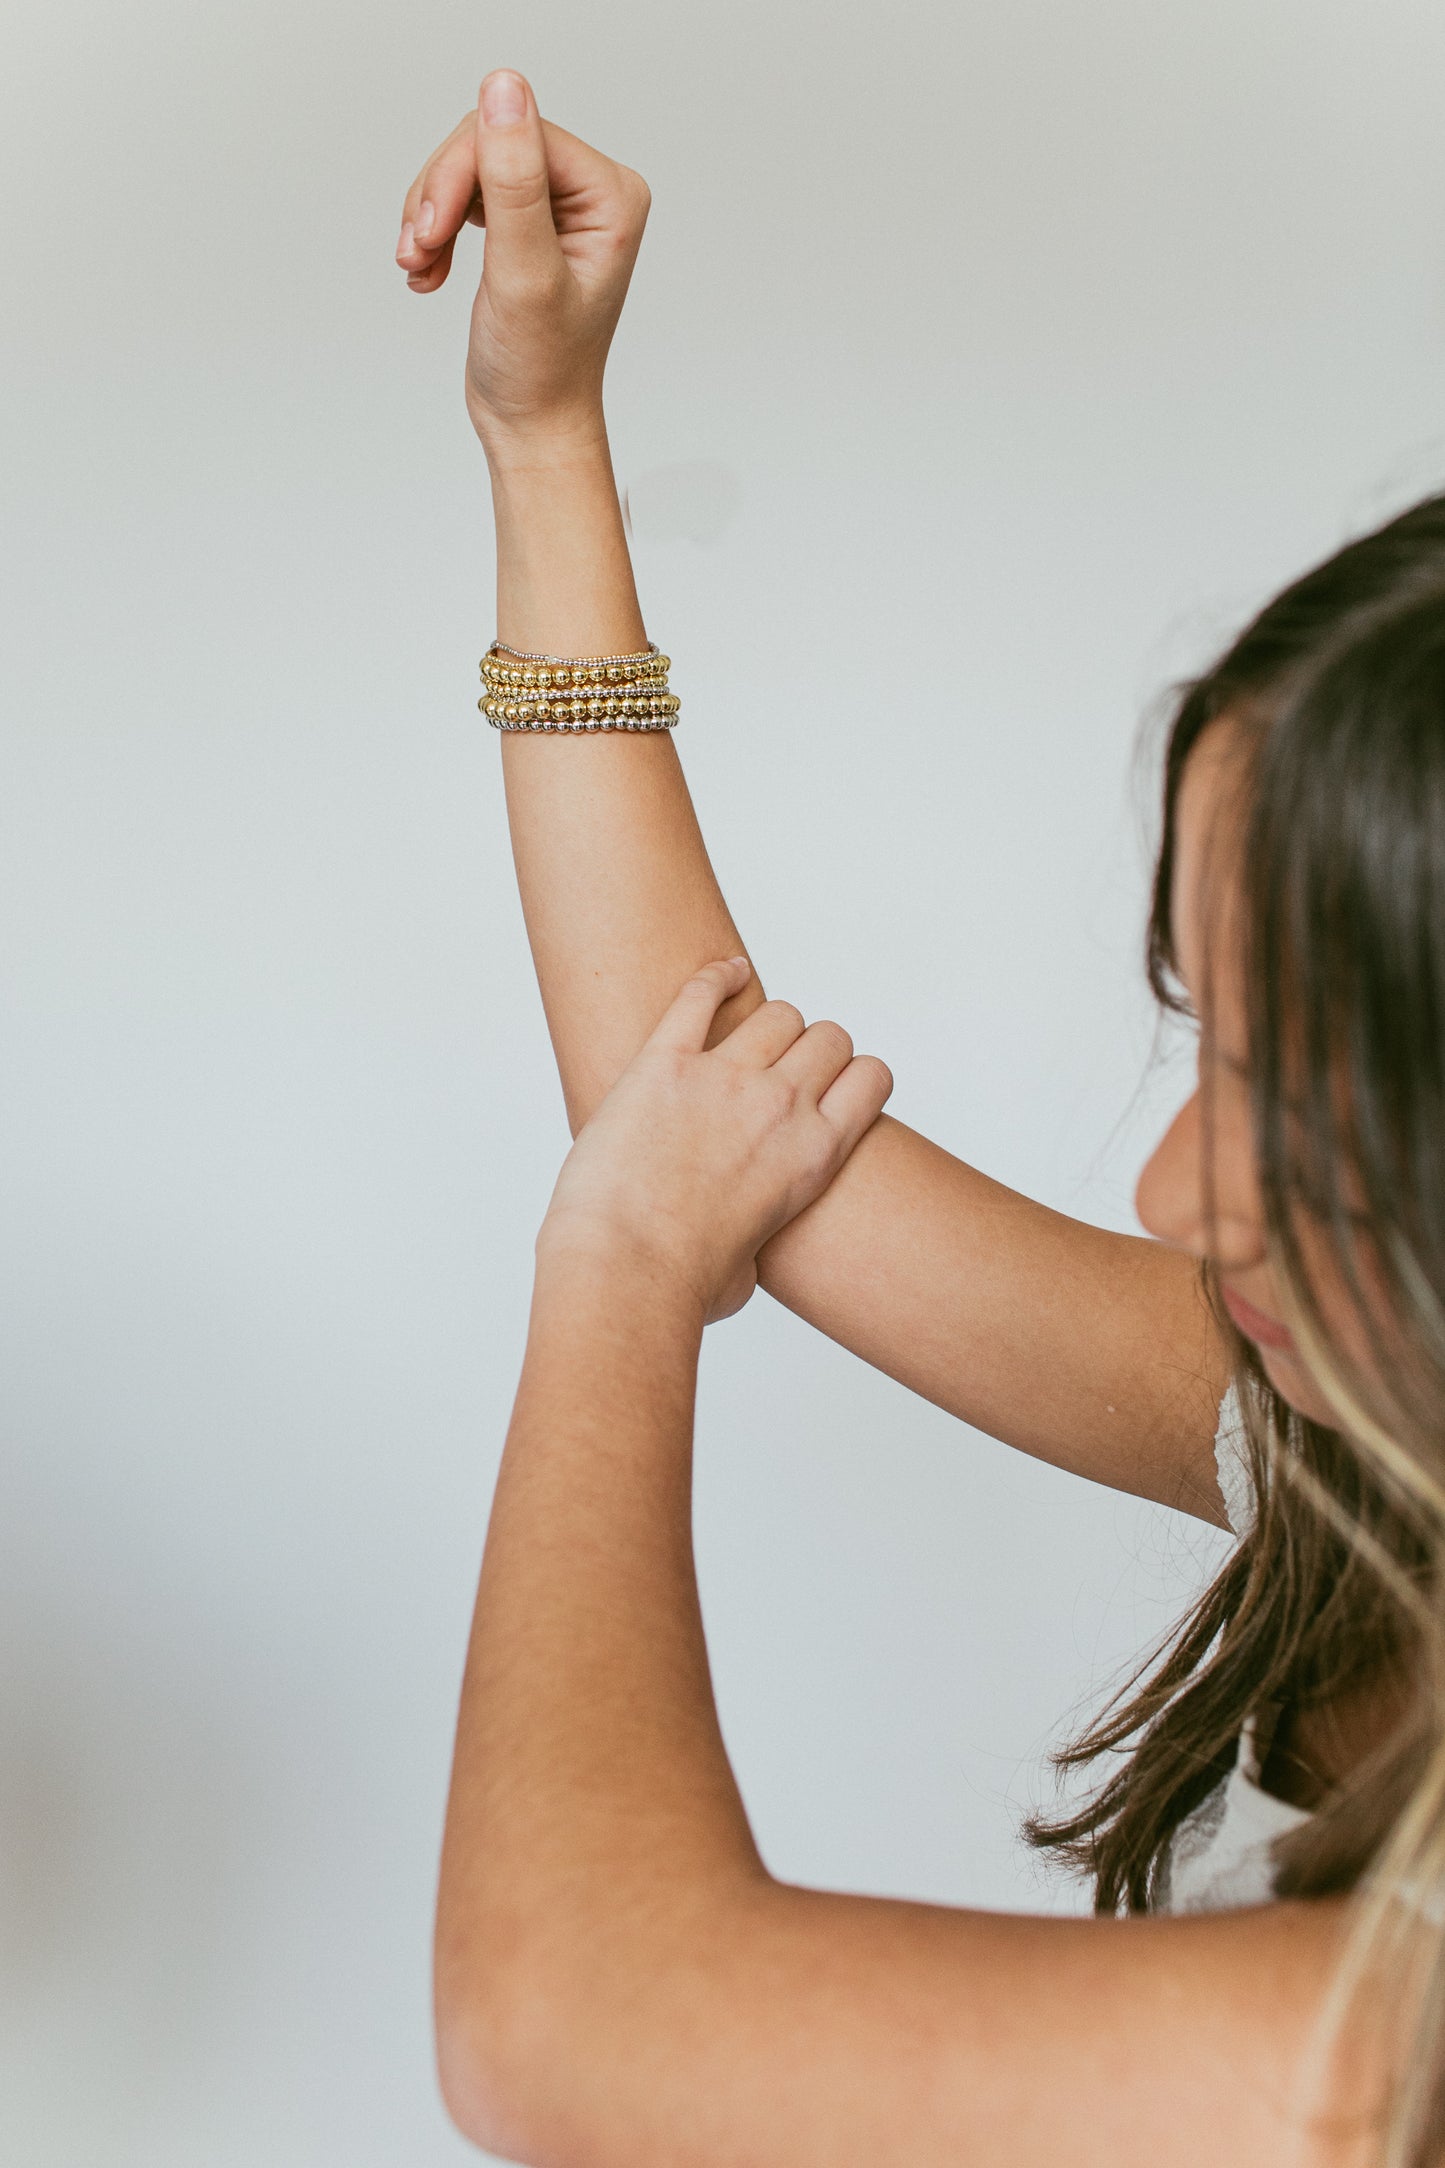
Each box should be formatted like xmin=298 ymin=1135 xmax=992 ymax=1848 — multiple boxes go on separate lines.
xmin=760 ymin=1114 xmax=1232 ymax=1523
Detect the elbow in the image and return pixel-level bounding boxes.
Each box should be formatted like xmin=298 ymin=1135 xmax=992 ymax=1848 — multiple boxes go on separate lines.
xmin=435 ymin=1925 xmax=537 ymax=2159
xmin=434 ymin=1873 xmax=766 ymax=2160
xmin=434 ymin=1985 xmax=508 ymax=2157
xmin=434 ymin=1928 xmax=555 ymax=2160
xmin=436 ymin=2015 xmax=525 ymax=2160
xmin=435 ymin=1996 xmax=499 ymax=2155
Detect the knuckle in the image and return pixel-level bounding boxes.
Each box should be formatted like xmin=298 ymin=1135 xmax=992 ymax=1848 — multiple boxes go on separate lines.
xmin=767 ymin=1000 xmax=805 ymax=1035
xmin=483 ymin=160 xmax=551 ymax=212
xmin=615 ymin=163 xmax=651 ymax=211
xmin=508 ymin=261 xmax=566 ymax=309
xmin=599 ymin=222 xmax=640 ymax=263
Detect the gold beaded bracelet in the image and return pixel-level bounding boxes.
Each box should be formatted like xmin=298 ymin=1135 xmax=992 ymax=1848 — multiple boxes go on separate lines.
xmin=479 ymin=640 xmax=679 ymax=732
xmin=481 ymin=692 xmax=680 ymax=732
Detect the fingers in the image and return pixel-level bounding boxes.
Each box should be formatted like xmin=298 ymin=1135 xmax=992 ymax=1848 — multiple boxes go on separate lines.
xmin=720 ymin=998 xmax=807 ymax=1069
xmin=650 ymin=968 xmax=890 ymax=1174
xmin=398 ymin=113 xmax=481 ymax=288
xmin=817 ymin=1055 xmax=894 ymax=1154
xmin=400 ymin=232 xmax=458 ymax=295
xmin=651 ymin=958 xmax=754 ymax=1054
xmin=396 ymin=71 xmax=561 ymax=292
xmin=772 ymin=1018 xmax=856 ymax=1099
xmin=397 ymin=83 xmax=649 ymax=294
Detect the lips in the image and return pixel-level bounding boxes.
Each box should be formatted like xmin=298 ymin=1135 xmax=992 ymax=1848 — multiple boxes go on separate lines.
xmin=1221 ymin=1284 xmax=1296 ymax=1352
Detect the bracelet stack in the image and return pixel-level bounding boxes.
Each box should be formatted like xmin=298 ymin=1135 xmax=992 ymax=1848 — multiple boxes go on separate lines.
xmin=479 ymin=641 xmax=680 ymax=732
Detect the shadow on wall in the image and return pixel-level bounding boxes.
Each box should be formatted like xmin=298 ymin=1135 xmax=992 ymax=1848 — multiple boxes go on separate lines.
xmin=0 ymin=1603 xmax=259 ymax=2162
xmin=622 ymin=462 xmax=743 ymax=546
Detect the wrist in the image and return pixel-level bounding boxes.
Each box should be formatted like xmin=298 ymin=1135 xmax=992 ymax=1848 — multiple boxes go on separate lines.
xmin=534 ymin=1214 xmax=708 ymax=1336
xmin=477 ymin=407 xmax=612 ymax=480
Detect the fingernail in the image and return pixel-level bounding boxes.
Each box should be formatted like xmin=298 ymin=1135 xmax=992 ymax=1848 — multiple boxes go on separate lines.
xmin=398 ymin=220 xmax=415 ymax=258
xmin=482 ymin=70 xmax=526 ymax=124
xmin=414 ymin=200 xmax=435 ymax=242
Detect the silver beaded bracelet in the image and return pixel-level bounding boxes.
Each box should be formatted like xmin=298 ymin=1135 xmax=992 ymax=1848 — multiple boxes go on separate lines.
xmin=490 ymin=640 xmax=663 ymax=666
xmin=485 ymin=710 xmax=679 ymax=734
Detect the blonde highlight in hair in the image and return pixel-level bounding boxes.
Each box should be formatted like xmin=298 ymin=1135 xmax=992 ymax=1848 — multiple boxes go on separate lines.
xmin=1269 ymin=1271 xmax=1445 ymax=2166
xmin=1026 ymin=488 xmax=1445 ymax=2164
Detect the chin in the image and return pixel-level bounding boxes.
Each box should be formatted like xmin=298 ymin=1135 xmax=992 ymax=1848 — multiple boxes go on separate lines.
xmin=1257 ymin=1342 xmax=1337 ymax=1428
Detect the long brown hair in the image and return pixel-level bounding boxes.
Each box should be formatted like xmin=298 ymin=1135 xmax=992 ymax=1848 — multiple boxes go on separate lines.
xmin=1025 ymin=488 xmax=1445 ymax=2162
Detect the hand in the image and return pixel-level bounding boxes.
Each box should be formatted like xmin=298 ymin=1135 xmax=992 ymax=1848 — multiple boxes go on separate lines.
xmin=395 ymin=68 xmax=652 ymax=451
xmin=538 ymin=960 xmax=895 ymax=1325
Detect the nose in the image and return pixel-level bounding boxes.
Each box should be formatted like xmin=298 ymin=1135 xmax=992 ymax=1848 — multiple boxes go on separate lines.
xmin=1135 ymin=1089 xmax=1265 ymax=1272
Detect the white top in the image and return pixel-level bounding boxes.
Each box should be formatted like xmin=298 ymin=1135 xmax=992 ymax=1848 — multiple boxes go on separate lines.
xmin=1153 ymin=1382 xmax=1312 ymax=1914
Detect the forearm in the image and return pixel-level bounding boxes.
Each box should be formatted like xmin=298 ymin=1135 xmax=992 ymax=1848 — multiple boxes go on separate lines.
xmin=485 ymin=423 xmax=767 ymax=1131
xmin=434 ymin=1239 xmax=763 ymax=2124
xmin=480 ymin=428 xmax=1227 ymax=1511
xmin=488 ymin=414 xmax=647 ymax=659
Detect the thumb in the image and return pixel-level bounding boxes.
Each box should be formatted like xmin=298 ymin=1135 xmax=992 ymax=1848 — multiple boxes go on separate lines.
xmin=474 ymin=69 xmax=564 ymax=284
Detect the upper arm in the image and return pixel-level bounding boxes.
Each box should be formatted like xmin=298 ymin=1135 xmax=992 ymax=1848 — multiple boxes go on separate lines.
xmin=452 ymin=1881 xmax=1380 ymax=2168
xmin=756 ymin=1113 xmax=1232 ymax=1525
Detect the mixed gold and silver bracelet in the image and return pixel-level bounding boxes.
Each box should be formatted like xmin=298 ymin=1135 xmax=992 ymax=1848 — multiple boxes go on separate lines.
xmin=479 ymin=640 xmax=680 ymax=732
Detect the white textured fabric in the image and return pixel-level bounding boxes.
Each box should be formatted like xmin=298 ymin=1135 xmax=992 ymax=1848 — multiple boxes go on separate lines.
xmin=1158 ymin=1708 xmax=1311 ymax=1912
xmin=1212 ymin=1376 xmax=1256 ymax=1539
xmin=1153 ymin=1381 xmax=1313 ymax=1914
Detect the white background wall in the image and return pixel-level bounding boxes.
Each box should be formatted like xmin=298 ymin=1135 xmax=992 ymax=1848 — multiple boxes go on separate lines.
xmin=4 ymin=1 xmax=1444 ymax=2159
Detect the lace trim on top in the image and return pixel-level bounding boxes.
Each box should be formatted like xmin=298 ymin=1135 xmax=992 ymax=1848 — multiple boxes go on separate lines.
xmin=1214 ymin=1377 xmax=1255 ymax=1538
xmin=1154 ymin=1382 xmax=1310 ymax=1913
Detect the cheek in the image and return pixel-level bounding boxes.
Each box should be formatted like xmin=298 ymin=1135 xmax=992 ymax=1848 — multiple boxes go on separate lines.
xmin=1285 ymin=1213 xmax=1392 ymax=1377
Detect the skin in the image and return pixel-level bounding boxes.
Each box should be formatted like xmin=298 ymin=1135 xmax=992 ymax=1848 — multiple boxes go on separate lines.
xmin=399 ymin=71 xmax=1398 ymax=2166
xmin=1137 ymin=719 xmax=1409 ymax=1812
xmin=1135 ymin=717 xmax=1346 ymax=1433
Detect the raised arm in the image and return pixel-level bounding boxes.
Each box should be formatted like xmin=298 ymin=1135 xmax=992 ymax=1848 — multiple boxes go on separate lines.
xmin=396 ymin=73 xmax=1230 ymax=1518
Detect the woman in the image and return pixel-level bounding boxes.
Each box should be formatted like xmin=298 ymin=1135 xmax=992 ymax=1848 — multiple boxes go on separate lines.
xmin=396 ymin=69 xmax=1444 ymax=2166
